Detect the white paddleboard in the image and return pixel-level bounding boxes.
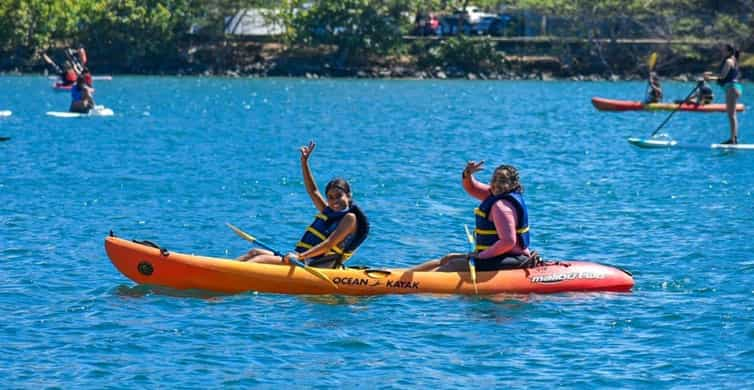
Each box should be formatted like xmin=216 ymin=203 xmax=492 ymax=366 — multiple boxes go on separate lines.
xmin=46 ymin=106 xmax=114 ymax=118
xmin=628 ymin=137 xmax=754 ymax=151
xmin=0 ymin=110 xmax=11 ymax=117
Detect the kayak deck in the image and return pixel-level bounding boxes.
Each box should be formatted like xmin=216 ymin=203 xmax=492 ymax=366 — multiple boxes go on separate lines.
xmin=592 ymin=97 xmax=744 ymax=112
xmin=105 ymin=236 xmax=634 ymax=296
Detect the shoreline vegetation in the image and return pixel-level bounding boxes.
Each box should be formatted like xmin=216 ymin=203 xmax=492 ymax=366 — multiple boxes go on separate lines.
xmin=1 ymin=1 xmax=752 ymax=80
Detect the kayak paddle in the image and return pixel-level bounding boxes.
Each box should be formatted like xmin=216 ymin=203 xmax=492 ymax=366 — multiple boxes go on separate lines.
xmin=463 ymin=224 xmax=479 ymax=295
xmin=226 ymin=223 xmax=338 ymax=289
xmin=647 ymin=52 xmax=658 ymax=72
xmin=649 ymin=83 xmax=701 ymax=137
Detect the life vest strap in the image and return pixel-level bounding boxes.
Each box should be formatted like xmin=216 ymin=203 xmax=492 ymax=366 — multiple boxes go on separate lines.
xmin=306 ymin=226 xmax=327 ymax=241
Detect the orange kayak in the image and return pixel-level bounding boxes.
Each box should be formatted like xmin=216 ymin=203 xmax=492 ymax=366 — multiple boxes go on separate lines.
xmin=592 ymin=97 xmax=745 ymax=112
xmin=105 ymin=236 xmax=634 ymax=295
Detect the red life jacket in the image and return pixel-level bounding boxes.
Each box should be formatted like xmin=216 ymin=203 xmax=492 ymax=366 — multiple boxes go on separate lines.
xmin=64 ymin=70 xmax=77 ymax=83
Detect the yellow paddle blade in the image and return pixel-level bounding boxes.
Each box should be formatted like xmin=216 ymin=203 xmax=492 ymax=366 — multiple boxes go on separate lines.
xmin=469 ymin=260 xmax=479 ymax=295
xmin=647 ymin=52 xmax=658 ymax=71
xmin=226 ymin=223 xmax=257 ymax=244
xmin=289 ymin=258 xmax=338 ymax=289
xmin=463 ymin=224 xmax=479 ymax=294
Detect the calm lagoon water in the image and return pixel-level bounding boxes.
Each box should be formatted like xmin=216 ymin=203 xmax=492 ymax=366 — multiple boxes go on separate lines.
xmin=1 ymin=76 xmax=753 ymax=387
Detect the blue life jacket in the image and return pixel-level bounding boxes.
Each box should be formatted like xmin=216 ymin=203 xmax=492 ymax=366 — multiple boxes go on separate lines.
xmin=718 ymin=58 xmax=740 ymax=86
xmin=71 ymin=85 xmax=83 ymax=102
xmin=295 ymin=206 xmax=359 ymax=263
xmin=474 ymin=191 xmax=530 ymax=254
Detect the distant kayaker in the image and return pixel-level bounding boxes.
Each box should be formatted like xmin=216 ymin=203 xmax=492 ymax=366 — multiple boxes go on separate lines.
xmin=410 ymin=162 xmax=537 ymax=272
xmin=645 ymin=72 xmax=663 ymax=103
xmin=69 ymin=76 xmax=95 ymax=113
xmin=238 ymin=141 xmax=369 ymax=268
xmin=675 ymin=79 xmax=714 ymax=105
xmin=692 ymin=79 xmax=714 ymax=105
xmin=705 ymin=43 xmax=742 ymax=144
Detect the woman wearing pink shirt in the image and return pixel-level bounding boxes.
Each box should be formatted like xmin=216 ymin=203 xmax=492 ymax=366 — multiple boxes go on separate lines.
xmin=411 ymin=161 xmax=533 ymax=272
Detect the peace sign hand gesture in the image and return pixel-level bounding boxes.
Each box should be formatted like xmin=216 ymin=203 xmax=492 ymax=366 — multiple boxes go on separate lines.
xmin=462 ymin=160 xmax=485 ymax=179
xmin=300 ymin=141 xmax=316 ymax=162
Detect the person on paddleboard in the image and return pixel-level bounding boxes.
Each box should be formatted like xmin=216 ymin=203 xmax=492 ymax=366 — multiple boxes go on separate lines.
xmin=411 ymin=162 xmax=538 ymax=272
xmin=237 ymin=141 xmax=369 ymax=268
xmin=705 ymin=43 xmax=743 ymax=144
xmin=69 ymin=75 xmax=95 ymax=113
xmin=645 ymin=72 xmax=663 ymax=104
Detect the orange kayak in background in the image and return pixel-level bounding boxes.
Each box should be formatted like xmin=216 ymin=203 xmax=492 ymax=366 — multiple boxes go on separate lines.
xmin=105 ymin=235 xmax=635 ymax=296
xmin=592 ymin=97 xmax=744 ymax=112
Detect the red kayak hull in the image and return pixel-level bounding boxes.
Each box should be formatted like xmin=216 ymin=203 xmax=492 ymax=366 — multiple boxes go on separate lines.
xmin=592 ymin=97 xmax=744 ymax=112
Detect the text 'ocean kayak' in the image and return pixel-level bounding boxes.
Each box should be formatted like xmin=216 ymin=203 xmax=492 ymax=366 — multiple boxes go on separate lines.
xmin=105 ymin=236 xmax=634 ymax=296
xmin=592 ymin=97 xmax=744 ymax=112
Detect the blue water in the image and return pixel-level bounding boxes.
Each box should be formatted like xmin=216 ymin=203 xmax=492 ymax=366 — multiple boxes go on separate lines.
xmin=2 ymin=76 xmax=754 ymax=387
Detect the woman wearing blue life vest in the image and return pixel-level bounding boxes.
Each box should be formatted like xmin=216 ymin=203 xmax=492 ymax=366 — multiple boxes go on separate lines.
xmin=237 ymin=141 xmax=369 ymax=268
xmin=705 ymin=43 xmax=743 ymax=144
xmin=411 ymin=161 xmax=535 ymax=272
xmin=69 ymin=76 xmax=95 ymax=113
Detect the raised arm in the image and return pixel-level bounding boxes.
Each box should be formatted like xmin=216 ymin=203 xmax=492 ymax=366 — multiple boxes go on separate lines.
xmin=300 ymin=141 xmax=327 ymax=211
xmin=461 ymin=160 xmax=491 ymax=201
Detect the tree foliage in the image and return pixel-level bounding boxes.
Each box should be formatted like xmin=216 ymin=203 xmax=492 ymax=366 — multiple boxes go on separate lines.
xmin=0 ymin=0 xmax=750 ymax=72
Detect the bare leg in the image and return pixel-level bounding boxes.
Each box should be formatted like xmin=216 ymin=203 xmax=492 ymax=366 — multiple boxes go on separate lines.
xmin=724 ymin=87 xmax=740 ymax=144
xmin=237 ymin=248 xmax=274 ymax=261
xmin=409 ymin=253 xmax=467 ymax=272
xmin=245 ymin=254 xmax=285 ymax=264
xmin=436 ymin=256 xmax=473 ymax=272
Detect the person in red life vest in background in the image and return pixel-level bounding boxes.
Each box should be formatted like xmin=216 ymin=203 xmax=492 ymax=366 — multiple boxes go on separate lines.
xmin=411 ymin=161 xmax=539 ymax=272
xmin=237 ymin=141 xmax=370 ymax=269
xmin=62 ymin=62 xmax=78 ymax=85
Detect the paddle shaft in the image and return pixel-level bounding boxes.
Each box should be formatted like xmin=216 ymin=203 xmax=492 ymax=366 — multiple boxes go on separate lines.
xmin=463 ymin=224 xmax=479 ymax=294
xmin=226 ymin=223 xmax=338 ymax=288
xmin=650 ymin=84 xmax=700 ymax=137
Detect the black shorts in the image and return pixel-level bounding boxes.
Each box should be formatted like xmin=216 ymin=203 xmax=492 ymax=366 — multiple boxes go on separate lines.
xmin=305 ymin=255 xmax=341 ymax=269
xmin=474 ymin=254 xmax=532 ymax=271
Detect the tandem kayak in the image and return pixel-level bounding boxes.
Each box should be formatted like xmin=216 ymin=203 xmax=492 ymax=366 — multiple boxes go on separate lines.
xmin=592 ymin=97 xmax=744 ymax=112
xmin=105 ymin=235 xmax=635 ymax=296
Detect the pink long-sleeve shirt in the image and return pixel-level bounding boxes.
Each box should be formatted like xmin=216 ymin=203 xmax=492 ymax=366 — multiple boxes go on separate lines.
xmin=462 ymin=175 xmax=530 ymax=259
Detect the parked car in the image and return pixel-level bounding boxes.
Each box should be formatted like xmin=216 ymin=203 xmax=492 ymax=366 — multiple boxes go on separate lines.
xmin=439 ymin=15 xmax=471 ymax=36
xmin=470 ymin=14 xmax=516 ymax=36
xmin=453 ymin=6 xmax=495 ymax=24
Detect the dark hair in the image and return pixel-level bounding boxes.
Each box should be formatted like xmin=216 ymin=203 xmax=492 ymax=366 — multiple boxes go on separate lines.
xmin=325 ymin=178 xmax=352 ymax=200
xmin=725 ymin=44 xmax=740 ymax=60
xmin=325 ymin=178 xmax=369 ymax=255
xmin=491 ymin=164 xmax=524 ymax=194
